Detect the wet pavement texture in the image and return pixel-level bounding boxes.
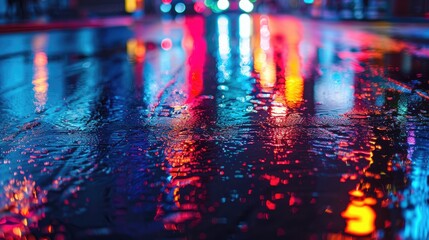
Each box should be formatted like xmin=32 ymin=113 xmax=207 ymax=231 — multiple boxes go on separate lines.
xmin=0 ymin=14 xmax=429 ymax=239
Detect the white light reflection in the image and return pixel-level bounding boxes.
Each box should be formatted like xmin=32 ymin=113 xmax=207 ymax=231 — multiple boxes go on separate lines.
xmin=239 ymin=14 xmax=252 ymax=39
xmin=260 ymin=17 xmax=270 ymax=51
xmin=239 ymin=14 xmax=252 ymax=75
xmin=218 ymin=16 xmax=230 ymax=59
xmin=217 ymin=15 xmax=231 ymax=84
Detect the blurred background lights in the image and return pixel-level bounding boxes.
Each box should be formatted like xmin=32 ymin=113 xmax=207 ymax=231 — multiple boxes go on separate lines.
xmin=125 ymin=0 xmax=137 ymax=13
xmin=194 ymin=2 xmax=206 ymax=13
xmin=217 ymin=0 xmax=230 ymax=11
xmin=175 ymin=3 xmax=186 ymax=13
xmin=161 ymin=38 xmax=173 ymax=50
xmin=160 ymin=3 xmax=172 ymax=13
xmin=239 ymin=0 xmax=254 ymax=13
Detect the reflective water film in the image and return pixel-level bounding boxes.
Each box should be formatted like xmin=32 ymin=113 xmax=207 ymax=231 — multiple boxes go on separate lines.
xmin=0 ymin=15 xmax=429 ymax=239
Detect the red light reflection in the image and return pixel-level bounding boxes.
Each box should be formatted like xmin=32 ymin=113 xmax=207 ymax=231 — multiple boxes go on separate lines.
xmin=183 ymin=16 xmax=206 ymax=103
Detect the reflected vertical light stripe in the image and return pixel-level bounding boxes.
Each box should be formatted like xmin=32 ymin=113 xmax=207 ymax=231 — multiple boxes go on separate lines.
xmin=32 ymin=52 xmax=49 ymax=112
xmin=239 ymin=14 xmax=252 ymax=75
xmin=218 ymin=15 xmax=230 ymax=59
xmin=284 ymin=19 xmax=304 ymax=108
xmin=184 ymin=16 xmax=206 ymax=103
xmin=254 ymin=16 xmax=275 ymax=90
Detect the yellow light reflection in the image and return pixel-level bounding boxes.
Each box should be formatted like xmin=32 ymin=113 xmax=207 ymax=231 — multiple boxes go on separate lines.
xmin=283 ymin=19 xmax=304 ymax=109
xmin=32 ymin=52 xmax=48 ymax=112
xmin=260 ymin=56 xmax=276 ymax=89
xmin=285 ymin=74 xmax=304 ymax=108
xmin=341 ymin=189 xmax=376 ymax=237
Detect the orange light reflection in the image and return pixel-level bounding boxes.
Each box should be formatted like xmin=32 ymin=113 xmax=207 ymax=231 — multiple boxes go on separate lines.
xmin=341 ymin=189 xmax=377 ymax=237
xmin=32 ymin=52 xmax=49 ymax=112
xmin=283 ymin=19 xmax=304 ymax=109
xmin=253 ymin=16 xmax=276 ymax=91
xmin=155 ymin=17 xmax=207 ymax=231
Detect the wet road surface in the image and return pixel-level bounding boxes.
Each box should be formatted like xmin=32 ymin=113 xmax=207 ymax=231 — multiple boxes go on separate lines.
xmin=0 ymin=14 xmax=429 ymax=239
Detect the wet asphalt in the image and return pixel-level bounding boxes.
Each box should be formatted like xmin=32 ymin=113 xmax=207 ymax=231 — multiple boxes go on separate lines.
xmin=0 ymin=14 xmax=429 ymax=239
